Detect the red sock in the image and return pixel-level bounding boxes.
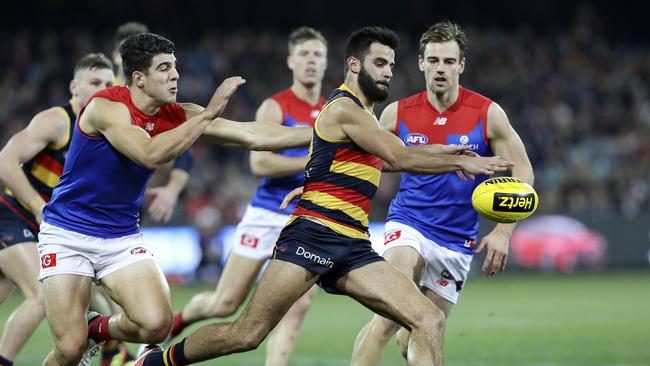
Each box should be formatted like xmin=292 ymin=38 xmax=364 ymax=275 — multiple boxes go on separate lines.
xmin=88 ymin=315 xmax=112 ymax=343
xmin=169 ymin=312 xmax=186 ymax=338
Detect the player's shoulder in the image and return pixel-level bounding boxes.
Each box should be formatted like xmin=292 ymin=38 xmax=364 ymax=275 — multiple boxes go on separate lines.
xmin=270 ymin=88 xmax=293 ymax=106
xmin=398 ymin=91 xmax=429 ymax=110
xmin=459 ymin=86 xmax=492 ymax=109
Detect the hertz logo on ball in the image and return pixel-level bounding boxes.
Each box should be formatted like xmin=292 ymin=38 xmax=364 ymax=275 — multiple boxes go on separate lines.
xmin=492 ymin=193 xmax=536 ymax=212
xmin=472 ymin=177 xmax=539 ymax=223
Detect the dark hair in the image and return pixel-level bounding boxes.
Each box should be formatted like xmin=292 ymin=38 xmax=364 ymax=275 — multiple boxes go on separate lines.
xmin=114 ymin=21 xmax=149 ymax=50
xmin=419 ymin=21 xmax=468 ymax=59
xmin=119 ymin=33 xmax=175 ymax=86
xmin=344 ymin=26 xmax=399 ymax=68
xmin=73 ymin=53 xmax=113 ymax=76
xmin=288 ymin=26 xmax=327 ymax=53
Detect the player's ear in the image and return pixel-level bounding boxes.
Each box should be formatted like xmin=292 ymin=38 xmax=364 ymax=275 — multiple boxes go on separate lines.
xmin=346 ymin=57 xmax=360 ymax=74
xmin=70 ymin=79 xmax=77 ymax=97
xmin=418 ymin=54 xmax=425 ymax=72
xmin=133 ymin=71 xmax=145 ymax=88
xmin=287 ymin=54 xmax=294 ymax=71
xmin=458 ymin=57 xmax=465 ymax=74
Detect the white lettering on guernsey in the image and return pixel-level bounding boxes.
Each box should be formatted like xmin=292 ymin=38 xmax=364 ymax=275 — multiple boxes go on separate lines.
xmin=296 ymin=246 xmax=334 ymax=268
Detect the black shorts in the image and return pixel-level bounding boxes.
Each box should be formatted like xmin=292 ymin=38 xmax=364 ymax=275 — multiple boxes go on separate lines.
xmin=273 ymin=217 xmax=384 ymax=294
xmin=0 ymin=204 xmax=38 ymax=249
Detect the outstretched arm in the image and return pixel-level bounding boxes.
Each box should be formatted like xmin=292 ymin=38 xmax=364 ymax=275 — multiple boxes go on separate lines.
xmin=0 ymin=108 xmax=69 ymax=223
xmin=202 ymin=117 xmax=312 ymax=152
xmin=325 ymin=99 xmax=513 ymax=175
xmin=249 ymin=98 xmax=309 ymax=177
xmin=476 ymin=102 xmax=535 ymax=276
xmin=86 ymin=77 xmax=245 ymax=169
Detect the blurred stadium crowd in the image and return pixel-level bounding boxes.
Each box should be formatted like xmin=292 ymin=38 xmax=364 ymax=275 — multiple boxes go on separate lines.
xmin=1 ymin=19 xmax=648 ymax=272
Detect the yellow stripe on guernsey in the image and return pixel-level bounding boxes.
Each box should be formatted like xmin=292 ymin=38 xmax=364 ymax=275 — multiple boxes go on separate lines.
xmin=49 ymin=103 xmax=73 ymax=150
xmin=286 ymin=214 xmax=370 ymax=240
xmin=329 ymin=160 xmax=381 ymax=187
xmin=301 ymin=191 xmax=369 ymax=227
xmin=30 ymin=164 xmax=61 ymax=188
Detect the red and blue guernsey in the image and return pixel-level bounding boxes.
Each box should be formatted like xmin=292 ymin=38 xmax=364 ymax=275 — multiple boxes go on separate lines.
xmin=42 ymin=86 xmax=186 ymax=238
xmin=249 ymin=88 xmax=325 ymax=213
xmin=387 ymin=87 xmax=493 ymax=255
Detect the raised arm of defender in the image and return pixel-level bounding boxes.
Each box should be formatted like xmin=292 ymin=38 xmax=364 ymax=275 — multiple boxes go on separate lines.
xmin=185 ymin=99 xmax=312 ymax=152
xmin=84 ymin=77 xmax=245 ymax=169
xmin=325 ymin=99 xmax=513 ymax=175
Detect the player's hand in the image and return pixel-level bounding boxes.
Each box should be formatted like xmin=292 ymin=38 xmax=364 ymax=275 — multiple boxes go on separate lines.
xmin=455 ymin=150 xmax=478 ymax=180
xmin=460 ymin=155 xmax=514 ymax=175
xmin=476 ymin=229 xmax=511 ymax=277
xmin=144 ymin=186 xmax=179 ymax=222
xmin=204 ymin=76 xmax=247 ymax=120
xmin=280 ymin=186 xmax=304 ymax=210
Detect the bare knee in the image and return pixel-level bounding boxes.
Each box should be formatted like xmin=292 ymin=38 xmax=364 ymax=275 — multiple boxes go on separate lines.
xmin=136 ymin=310 xmax=173 ymax=342
xmin=54 ymin=337 xmax=87 ymax=365
xmin=205 ymin=295 xmax=241 ymax=318
xmin=24 ymin=286 xmax=46 ymax=317
xmin=370 ymin=315 xmax=400 ymax=342
xmin=413 ymin=306 xmax=446 ymax=336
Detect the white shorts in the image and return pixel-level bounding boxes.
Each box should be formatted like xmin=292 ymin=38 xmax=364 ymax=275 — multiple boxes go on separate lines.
xmin=38 ymin=221 xmax=155 ymax=281
xmin=382 ymin=221 xmax=472 ymax=304
xmin=230 ymin=205 xmax=290 ymax=260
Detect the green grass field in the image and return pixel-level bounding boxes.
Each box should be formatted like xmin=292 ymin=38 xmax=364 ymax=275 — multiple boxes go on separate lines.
xmin=3 ymin=269 xmax=649 ymax=365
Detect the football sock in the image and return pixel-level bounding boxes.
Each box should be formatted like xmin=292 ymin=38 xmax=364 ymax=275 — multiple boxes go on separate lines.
xmin=144 ymin=339 xmax=189 ymax=366
xmin=88 ymin=315 xmax=112 ymax=343
xmin=0 ymin=355 xmax=13 ymax=366
xmin=169 ymin=311 xmax=186 ymax=338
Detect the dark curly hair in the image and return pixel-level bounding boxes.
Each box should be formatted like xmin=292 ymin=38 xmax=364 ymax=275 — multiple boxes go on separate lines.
xmin=119 ymin=33 xmax=175 ymax=86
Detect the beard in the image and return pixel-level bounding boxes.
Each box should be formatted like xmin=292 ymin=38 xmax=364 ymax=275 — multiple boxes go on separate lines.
xmin=358 ymin=66 xmax=390 ymax=103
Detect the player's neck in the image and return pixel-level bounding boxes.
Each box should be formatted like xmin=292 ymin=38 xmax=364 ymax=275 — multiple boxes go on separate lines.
xmin=427 ymin=85 xmax=460 ymax=112
xmin=291 ymin=82 xmax=321 ymax=106
xmin=345 ymin=79 xmax=374 ymax=110
xmin=129 ymin=87 xmax=163 ymax=116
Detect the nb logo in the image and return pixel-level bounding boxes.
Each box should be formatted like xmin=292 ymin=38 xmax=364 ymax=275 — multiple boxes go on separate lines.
xmin=433 ymin=117 xmax=447 ymax=125
xmin=23 ymin=229 xmax=34 ymax=239
xmin=145 ymin=122 xmax=155 ymax=132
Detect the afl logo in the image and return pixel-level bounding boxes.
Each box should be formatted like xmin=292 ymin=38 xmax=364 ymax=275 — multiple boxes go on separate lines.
xmin=459 ymin=135 xmax=469 ymax=144
xmin=405 ymin=133 xmax=428 ymax=145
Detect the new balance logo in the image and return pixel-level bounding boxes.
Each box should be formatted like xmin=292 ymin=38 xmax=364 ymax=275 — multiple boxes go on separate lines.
xmin=433 ymin=117 xmax=447 ymax=125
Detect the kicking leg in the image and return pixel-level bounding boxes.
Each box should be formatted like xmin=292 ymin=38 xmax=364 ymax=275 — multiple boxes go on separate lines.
xmin=144 ymin=260 xmax=318 ymax=365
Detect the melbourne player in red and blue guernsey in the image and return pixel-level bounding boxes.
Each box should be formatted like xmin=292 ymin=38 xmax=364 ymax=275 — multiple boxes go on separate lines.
xmin=351 ymin=21 xmax=535 ymax=366
xmin=37 ymin=33 xmax=313 ymax=366
xmin=137 ymin=26 xmax=513 ymax=366
xmin=168 ymin=27 xmax=327 ymax=366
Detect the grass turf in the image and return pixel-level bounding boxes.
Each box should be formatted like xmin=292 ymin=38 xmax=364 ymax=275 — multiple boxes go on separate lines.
xmin=2 ymin=269 xmax=648 ymax=365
